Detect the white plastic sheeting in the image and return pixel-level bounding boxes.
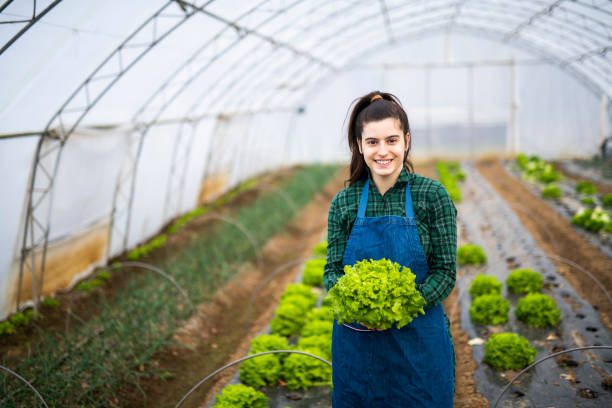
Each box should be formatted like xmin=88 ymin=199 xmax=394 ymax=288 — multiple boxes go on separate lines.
xmin=0 ymin=0 xmax=610 ymax=318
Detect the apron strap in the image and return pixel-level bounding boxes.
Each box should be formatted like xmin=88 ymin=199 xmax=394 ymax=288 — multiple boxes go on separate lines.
xmin=357 ymin=179 xmax=370 ymax=218
xmin=359 ymin=176 xmax=415 ymax=218
xmin=404 ymin=176 xmax=415 ymax=218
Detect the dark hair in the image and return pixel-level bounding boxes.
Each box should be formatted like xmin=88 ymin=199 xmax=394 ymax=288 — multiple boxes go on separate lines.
xmin=345 ymin=91 xmax=413 ymax=186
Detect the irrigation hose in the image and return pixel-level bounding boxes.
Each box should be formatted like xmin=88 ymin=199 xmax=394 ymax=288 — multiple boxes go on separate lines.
xmin=174 ymin=350 xmax=331 ymax=408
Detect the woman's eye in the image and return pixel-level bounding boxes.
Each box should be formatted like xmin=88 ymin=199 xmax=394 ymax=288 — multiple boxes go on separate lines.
xmin=367 ymin=140 xmax=377 ymax=145
xmin=388 ymin=138 xmax=398 ymax=144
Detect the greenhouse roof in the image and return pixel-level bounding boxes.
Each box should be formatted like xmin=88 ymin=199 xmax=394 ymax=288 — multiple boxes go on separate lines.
xmin=1 ymin=0 xmax=611 ymax=137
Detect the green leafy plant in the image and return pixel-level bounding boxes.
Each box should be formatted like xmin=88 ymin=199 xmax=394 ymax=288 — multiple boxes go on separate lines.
xmin=468 ymin=275 xmax=502 ymax=298
xmin=302 ymin=320 xmax=333 ymax=337
xmin=572 ymin=207 xmax=611 ymax=232
xmin=327 ymin=259 xmax=425 ymax=330
xmin=281 ymin=283 xmax=317 ymax=307
xmin=0 ymin=321 xmax=16 ymax=336
xmin=297 ymin=335 xmax=332 ymax=361
xmin=515 ymin=293 xmax=562 ymax=327
xmin=484 ymin=332 xmax=536 ymax=370
xmin=10 ymin=310 xmax=35 ymax=327
xmin=457 ymin=244 xmax=487 ymax=266
xmin=281 ymin=347 xmax=331 ymax=390
xmin=436 ymin=161 xmax=462 ymax=202
xmin=312 ymin=241 xmax=327 ymax=256
xmin=506 ymin=268 xmax=543 ymax=294
xmin=581 ymin=196 xmax=596 ymax=205
xmin=302 ymin=258 xmax=326 ymax=287
xmin=516 ymin=155 xmax=562 ymax=184
xmin=541 ymin=184 xmax=562 ymax=199
xmin=469 ymin=294 xmax=509 ymax=325
xmin=168 ymin=206 xmax=209 ymax=234
xmin=212 ymin=384 xmax=268 ymax=408
xmin=126 ymin=234 xmax=168 ymax=260
xmin=270 ymin=297 xmax=315 ymax=336
xmin=308 ymin=306 xmax=333 ymax=322
xmin=240 ymin=333 xmax=291 ymax=387
xmin=249 ymin=333 xmax=290 ymax=355
xmin=42 ymin=297 xmax=60 ymax=308
xmin=75 ymin=277 xmax=103 ymax=292
xmin=603 ymin=194 xmax=612 ymax=208
xmin=239 ymin=354 xmax=282 ymax=388
xmin=576 ymin=181 xmax=597 ymax=195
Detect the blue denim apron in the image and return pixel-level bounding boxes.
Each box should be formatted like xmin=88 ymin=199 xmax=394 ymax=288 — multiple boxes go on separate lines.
xmin=331 ymin=179 xmax=454 ymax=407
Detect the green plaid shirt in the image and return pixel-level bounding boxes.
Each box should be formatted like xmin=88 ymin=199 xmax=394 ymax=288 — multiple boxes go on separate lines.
xmin=323 ymin=167 xmax=457 ymax=309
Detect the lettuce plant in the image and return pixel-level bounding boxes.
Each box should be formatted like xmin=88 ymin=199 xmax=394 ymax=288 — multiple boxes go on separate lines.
xmin=468 ymin=275 xmax=502 ymax=298
xmin=327 ymin=259 xmax=425 ymax=330
xmin=457 ymin=244 xmax=487 ymax=266
xmin=515 ymin=293 xmax=561 ymax=327
xmin=239 ymin=354 xmax=282 ymax=388
xmin=280 ymin=347 xmax=331 ymax=390
xmin=297 ymin=335 xmax=332 ymax=361
xmin=541 ymin=184 xmax=562 ymax=199
xmin=484 ymin=332 xmax=536 ymax=370
xmin=312 ymin=241 xmax=327 ymax=256
xmin=302 ymin=320 xmax=333 ymax=337
xmin=302 ymin=258 xmax=326 ymax=287
xmin=576 ymin=181 xmax=597 ymax=195
xmin=240 ymin=334 xmax=291 ymax=387
xmin=0 ymin=321 xmax=16 ymax=336
xmin=581 ymin=196 xmax=596 ymax=206
xmin=212 ymin=384 xmax=268 ymax=408
xmin=603 ymin=194 xmax=612 ymax=208
xmin=270 ymin=298 xmax=313 ymax=336
xmin=469 ymin=294 xmax=509 ymax=325
xmin=506 ymin=268 xmax=543 ymax=294
xmin=572 ymin=207 xmax=611 ymax=232
xmin=280 ymin=283 xmax=317 ymax=307
xmin=249 ymin=333 xmax=289 ymax=354
xmin=308 ymin=306 xmax=333 ymax=322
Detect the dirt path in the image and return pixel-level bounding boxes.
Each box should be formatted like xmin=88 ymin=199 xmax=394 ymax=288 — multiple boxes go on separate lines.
xmin=117 ymin=168 xmax=346 ymax=408
xmin=477 ymin=159 xmax=612 ymax=333
xmin=416 ymin=162 xmax=489 ymax=407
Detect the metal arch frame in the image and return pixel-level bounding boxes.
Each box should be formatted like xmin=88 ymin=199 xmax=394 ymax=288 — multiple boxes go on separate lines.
xmin=16 ymin=0 xmax=211 ymax=313
xmin=0 ymin=0 xmax=62 ymax=56
xmin=107 ymin=0 xmax=339 ymax=262
xmin=236 ymin=3 xmax=611 ymax=114
xmin=222 ymin=0 xmax=611 ymax=112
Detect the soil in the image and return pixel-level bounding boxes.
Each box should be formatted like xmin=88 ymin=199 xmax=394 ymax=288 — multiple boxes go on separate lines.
xmin=116 ymin=168 xmax=344 ymax=408
xmin=476 ymin=159 xmax=612 ymax=334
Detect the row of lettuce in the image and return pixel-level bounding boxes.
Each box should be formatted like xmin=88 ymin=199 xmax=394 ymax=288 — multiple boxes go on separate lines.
xmin=458 ymin=243 xmax=560 ymax=370
xmin=211 ymin=242 xmax=331 ymax=407
xmin=515 ymin=154 xmax=612 ymax=234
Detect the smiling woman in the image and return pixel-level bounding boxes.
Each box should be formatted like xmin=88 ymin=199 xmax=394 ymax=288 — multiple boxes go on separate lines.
xmin=324 ymin=91 xmax=457 ymax=408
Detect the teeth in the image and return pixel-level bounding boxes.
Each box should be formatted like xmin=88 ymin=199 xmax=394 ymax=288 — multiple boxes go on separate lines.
xmin=376 ymin=160 xmax=391 ymax=165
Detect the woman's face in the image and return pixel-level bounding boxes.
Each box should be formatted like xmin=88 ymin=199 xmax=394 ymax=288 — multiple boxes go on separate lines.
xmin=358 ymin=117 xmax=410 ymax=183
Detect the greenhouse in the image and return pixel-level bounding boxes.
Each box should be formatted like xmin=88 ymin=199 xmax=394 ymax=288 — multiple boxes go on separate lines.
xmin=0 ymin=0 xmax=611 ymax=407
